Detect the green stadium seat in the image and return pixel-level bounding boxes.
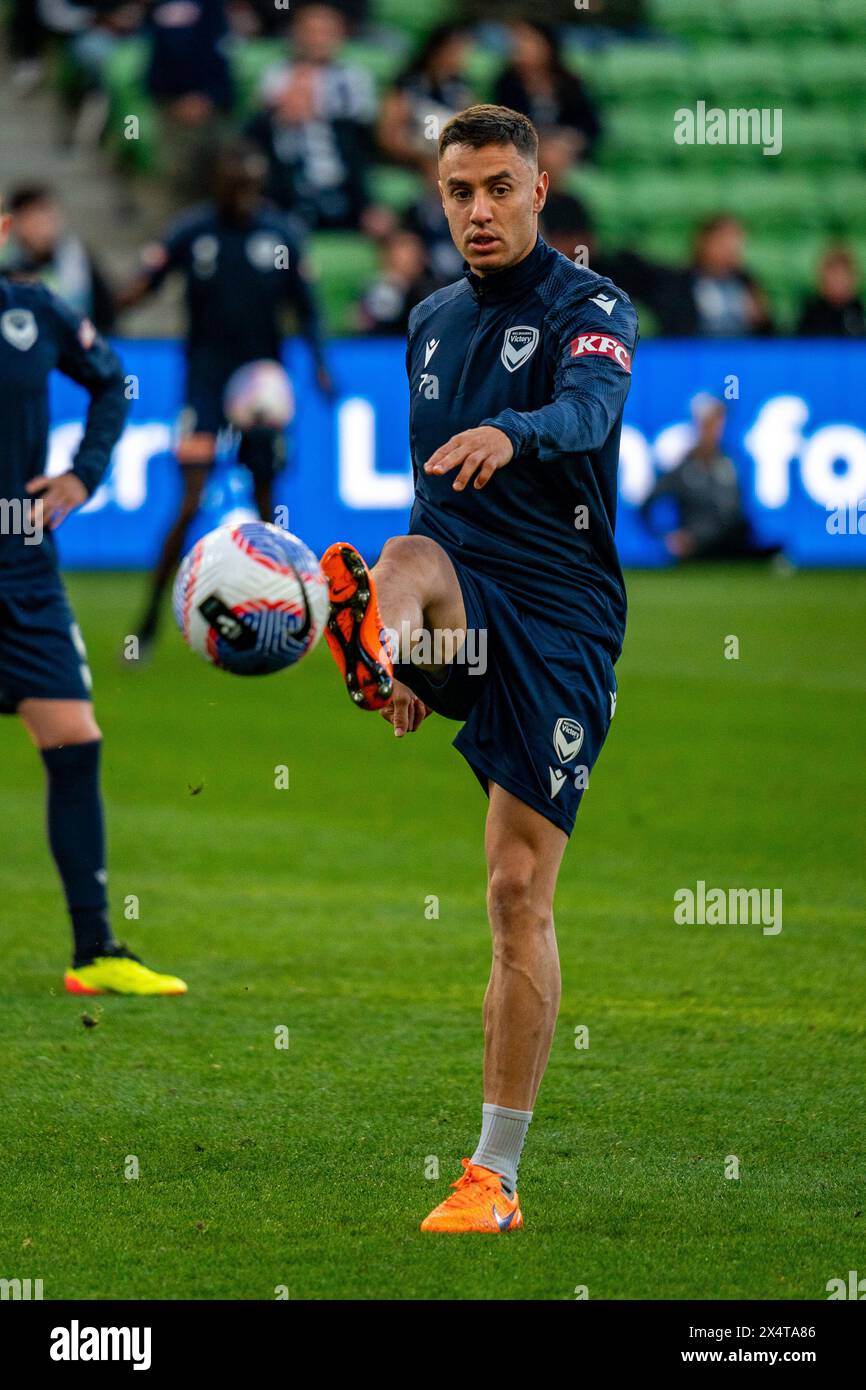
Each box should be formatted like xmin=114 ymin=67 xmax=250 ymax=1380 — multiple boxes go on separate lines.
xmin=649 ymin=0 xmax=736 ymax=43
xmin=822 ymin=176 xmax=866 ymax=232
xmin=102 ymin=37 xmax=158 ymax=174
xmin=776 ymin=110 xmax=858 ymax=169
xmin=827 ymin=0 xmax=866 ymax=42
xmin=463 ymin=46 xmax=506 ymax=103
xmin=367 ymin=164 xmax=423 ymax=213
xmin=731 ymin=0 xmax=829 ymax=44
xmin=693 ymin=45 xmax=791 ymax=106
xmin=340 ymin=40 xmax=408 ymax=94
xmin=369 ymin=0 xmax=459 ymax=45
xmin=581 ymin=44 xmax=696 ymax=105
xmin=721 ymin=174 xmax=825 ymax=231
xmin=789 ymin=45 xmax=866 ymax=108
xmin=307 ymin=232 xmax=379 ymax=335
xmin=229 ymin=39 xmax=285 ymax=120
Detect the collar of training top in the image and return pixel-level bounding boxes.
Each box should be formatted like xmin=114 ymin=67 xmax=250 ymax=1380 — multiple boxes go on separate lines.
xmin=462 ymin=234 xmax=550 ymax=302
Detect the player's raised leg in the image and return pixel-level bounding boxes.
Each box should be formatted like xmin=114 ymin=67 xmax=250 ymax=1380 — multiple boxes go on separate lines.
xmin=18 ymin=698 xmax=187 ymax=997
xmin=320 ymin=534 xmax=466 ymax=721
xmin=420 ymin=787 xmax=565 ymax=1232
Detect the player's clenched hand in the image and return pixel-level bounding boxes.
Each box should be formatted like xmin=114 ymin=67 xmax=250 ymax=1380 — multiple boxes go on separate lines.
xmin=25 ymin=472 xmax=89 ymax=529
xmin=423 ymin=426 xmax=513 ymax=492
xmin=380 ymin=678 xmax=432 ymax=738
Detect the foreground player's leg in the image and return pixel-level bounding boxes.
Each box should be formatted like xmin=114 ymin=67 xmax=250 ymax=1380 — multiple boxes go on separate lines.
xmin=18 ymin=699 xmax=187 ymax=996
xmin=320 ymin=534 xmax=466 ymax=720
xmin=135 ymin=453 xmax=211 ymax=648
xmin=421 ymin=787 xmax=565 ymax=1233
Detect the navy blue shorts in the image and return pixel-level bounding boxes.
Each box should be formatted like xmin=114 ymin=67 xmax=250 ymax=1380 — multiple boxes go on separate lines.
xmin=0 ymin=584 xmax=93 ymax=714
xmin=180 ymin=363 xmax=285 ymax=480
xmin=392 ymin=559 xmax=618 ymax=836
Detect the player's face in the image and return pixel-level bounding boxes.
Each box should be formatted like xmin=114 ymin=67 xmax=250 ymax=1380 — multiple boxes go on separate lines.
xmin=0 ymin=212 xmax=9 ymax=249
xmin=439 ymin=142 xmax=548 ymax=276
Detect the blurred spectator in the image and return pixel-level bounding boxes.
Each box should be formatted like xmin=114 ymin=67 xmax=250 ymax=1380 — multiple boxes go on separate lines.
xmin=402 ymin=161 xmax=464 ymax=285
xmin=146 ymin=0 xmax=234 ymax=200
xmin=537 ymin=128 xmax=593 ymax=256
xmin=377 ymin=23 xmax=473 ymax=172
xmin=797 ymin=247 xmax=866 ymax=337
xmin=65 ymin=4 xmax=145 ymax=145
xmin=577 ymin=214 xmax=776 ymax=338
xmin=258 ymin=4 xmax=375 ymax=125
xmin=355 ymin=231 xmax=436 ymax=335
xmin=685 ymin=215 xmax=773 ymax=337
xmin=493 ymin=21 xmax=601 ymax=161
xmin=0 ymin=185 xmax=115 ymax=331
xmin=640 ymin=396 xmax=777 ymax=561
xmin=227 ymin=1 xmax=293 ymax=37
xmin=246 ymin=62 xmax=369 ymax=230
xmin=247 ymin=3 xmax=376 ymax=229
xmin=147 ymin=0 xmax=232 ymax=118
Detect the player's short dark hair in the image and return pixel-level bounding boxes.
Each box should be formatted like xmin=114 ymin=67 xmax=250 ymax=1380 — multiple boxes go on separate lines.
xmin=438 ymin=104 xmax=539 ymax=166
xmin=7 ymin=184 xmax=56 ymax=214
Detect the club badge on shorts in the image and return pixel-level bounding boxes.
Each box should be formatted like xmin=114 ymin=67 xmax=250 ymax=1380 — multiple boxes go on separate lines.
xmin=553 ymin=717 xmax=585 ymax=763
xmin=1 ymin=308 xmax=38 ymax=351
xmin=501 ymin=324 xmax=539 ymax=373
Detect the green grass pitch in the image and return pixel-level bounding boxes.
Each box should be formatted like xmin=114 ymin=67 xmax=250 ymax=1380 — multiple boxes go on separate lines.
xmin=0 ymin=566 xmax=863 ymax=1300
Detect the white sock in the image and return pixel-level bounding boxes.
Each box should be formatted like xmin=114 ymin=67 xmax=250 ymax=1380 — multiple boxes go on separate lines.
xmin=471 ymin=1102 xmax=532 ymax=1193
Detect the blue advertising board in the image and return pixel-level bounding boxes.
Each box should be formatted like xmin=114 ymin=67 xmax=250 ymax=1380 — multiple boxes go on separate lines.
xmin=49 ymin=337 xmax=866 ymax=569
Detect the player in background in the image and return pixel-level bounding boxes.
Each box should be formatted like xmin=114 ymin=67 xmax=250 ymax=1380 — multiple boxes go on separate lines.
xmin=117 ymin=140 xmax=332 ymax=654
xmin=321 ymin=106 xmax=638 ymax=1231
xmin=0 ymin=199 xmax=187 ymax=996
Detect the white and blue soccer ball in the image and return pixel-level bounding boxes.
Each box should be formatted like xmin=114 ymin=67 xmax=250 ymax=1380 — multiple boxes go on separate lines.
xmin=223 ymin=359 xmax=295 ymax=431
xmin=173 ymin=521 xmax=329 ymax=676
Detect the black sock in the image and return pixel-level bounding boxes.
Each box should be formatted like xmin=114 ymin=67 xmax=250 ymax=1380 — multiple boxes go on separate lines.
xmin=41 ymin=740 xmax=116 ymax=966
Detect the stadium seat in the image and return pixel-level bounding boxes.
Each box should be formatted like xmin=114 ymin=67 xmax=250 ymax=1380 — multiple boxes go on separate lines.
xmin=731 ymin=0 xmax=829 ymax=44
xmin=649 ymin=0 xmax=736 ymax=44
xmin=788 ymin=45 xmax=866 ymax=109
xmin=307 ymin=232 xmax=379 ymax=335
xmin=692 ymin=45 xmax=791 ymax=106
xmin=367 ymin=164 xmax=423 ymax=214
xmin=229 ymin=39 xmax=285 ymax=120
xmin=776 ymin=110 xmax=859 ymax=169
xmin=581 ymin=44 xmax=696 ymax=106
xmin=369 ymin=0 xmax=459 ymax=44
xmin=102 ymin=37 xmax=158 ymax=174
xmin=463 ymin=46 xmax=506 ymax=103
xmin=828 ymin=0 xmax=866 ymax=42
xmin=340 ymin=40 xmax=408 ymax=94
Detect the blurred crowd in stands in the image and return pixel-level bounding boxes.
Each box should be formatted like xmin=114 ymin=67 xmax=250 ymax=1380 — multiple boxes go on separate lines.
xmin=3 ymin=0 xmax=864 ymax=339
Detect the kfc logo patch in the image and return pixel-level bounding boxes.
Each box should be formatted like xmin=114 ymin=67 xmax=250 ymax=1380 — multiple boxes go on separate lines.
xmin=569 ymin=333 xmax=632 ymax=374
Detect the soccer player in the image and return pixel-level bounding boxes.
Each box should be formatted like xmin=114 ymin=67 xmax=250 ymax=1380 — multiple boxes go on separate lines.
xmin=321 ymin=106 xmax=638 ymax=1232
xmin=117 ymin=140 xmax=331 ymax=652
xmin=0 ymin=200 xmax=187 ymax=996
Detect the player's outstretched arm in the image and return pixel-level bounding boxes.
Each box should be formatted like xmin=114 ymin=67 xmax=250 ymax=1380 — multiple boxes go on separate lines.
xmin=27 ymin=293 xmax=129 ymax=525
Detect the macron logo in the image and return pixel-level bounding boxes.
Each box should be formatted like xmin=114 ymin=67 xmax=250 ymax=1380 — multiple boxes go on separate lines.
xmin=424 ymin=338 xmax=439 ymax=366
xmin=569 ymin=333 xmax=632 ymax=374
xmin=589 ymin=294 xmax=617 ymax=316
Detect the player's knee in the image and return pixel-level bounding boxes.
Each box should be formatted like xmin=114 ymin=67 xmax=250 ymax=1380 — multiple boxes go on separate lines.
xmin=377 ymin=534 xmax=442 ymax=580
xmin=487 ymin=856 xmax=553 ymax=938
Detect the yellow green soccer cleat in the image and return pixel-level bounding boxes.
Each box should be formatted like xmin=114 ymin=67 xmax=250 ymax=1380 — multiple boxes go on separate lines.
xmin=64 ymin=947 xmax=187 ymax=997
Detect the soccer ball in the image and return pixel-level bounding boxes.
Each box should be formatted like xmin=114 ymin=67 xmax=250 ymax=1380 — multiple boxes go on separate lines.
xmin=173 ymin=521 xmax=329 ymax=676
xmin=223 ymin=359 xmax=295 ymax=431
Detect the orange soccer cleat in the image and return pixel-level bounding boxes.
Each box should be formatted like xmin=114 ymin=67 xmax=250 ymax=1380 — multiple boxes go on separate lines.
xmin=320 ymin=542 xmax=393 ymax=710
xmin=420 ymin=1159 xmax=524 ymax=1234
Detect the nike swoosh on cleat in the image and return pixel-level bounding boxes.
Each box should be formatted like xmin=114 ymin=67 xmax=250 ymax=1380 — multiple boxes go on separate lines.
xmin=492 ymin=1204 xmax=516 ymax=1230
